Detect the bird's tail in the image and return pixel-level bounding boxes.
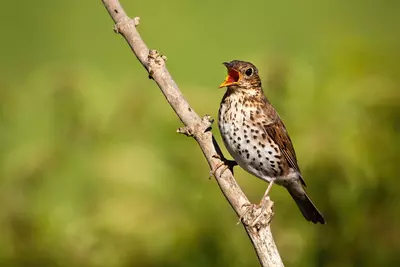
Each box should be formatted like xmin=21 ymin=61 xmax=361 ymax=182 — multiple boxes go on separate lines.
xmin=287 ymin=187 xmax=325 ymax=224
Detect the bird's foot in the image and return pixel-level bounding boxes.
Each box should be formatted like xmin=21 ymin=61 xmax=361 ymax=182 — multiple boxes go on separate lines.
xmin=209 ymin=154 xmax=237 ymax=178
xmin=237 ymin=203 xmax=258 ymax=226
xmin=247 ymin=182 xmax=275 ymax=226
xmin=209 ymin=161 xmax=227 ymax=178
xmin=238 ymin=199 xmax=274 ymax=228
xmin=251 ymin=198 xmax=274 ymax=227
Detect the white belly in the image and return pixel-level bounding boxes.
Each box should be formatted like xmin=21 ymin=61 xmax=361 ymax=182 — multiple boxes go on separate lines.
xmin=218 ymin=104 xmax=282 ymax=183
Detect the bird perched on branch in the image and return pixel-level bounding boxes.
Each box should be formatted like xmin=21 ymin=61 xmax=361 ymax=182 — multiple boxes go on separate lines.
xmin=217 ymin=60 xmax=325 ymax=224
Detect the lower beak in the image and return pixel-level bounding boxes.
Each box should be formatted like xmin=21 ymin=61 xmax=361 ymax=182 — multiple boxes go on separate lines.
xmin=219 ymin=79 xmax=237 ymax=88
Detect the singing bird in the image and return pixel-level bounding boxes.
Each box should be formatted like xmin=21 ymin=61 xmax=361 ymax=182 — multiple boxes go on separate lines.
xmin=217 ymin=60 xmax=325 ymax=224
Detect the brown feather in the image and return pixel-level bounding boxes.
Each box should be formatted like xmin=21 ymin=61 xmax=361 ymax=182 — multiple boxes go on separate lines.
xmin=256 ymin=96 xmax=306 ymax=186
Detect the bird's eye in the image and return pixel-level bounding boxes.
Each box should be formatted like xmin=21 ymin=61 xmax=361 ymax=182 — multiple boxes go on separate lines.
xmin=245 ymin=68 xmax=253 ymax=76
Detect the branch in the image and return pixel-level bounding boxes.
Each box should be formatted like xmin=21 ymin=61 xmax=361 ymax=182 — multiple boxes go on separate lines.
xmin=100 ymin=1 xmax=284 ymax=266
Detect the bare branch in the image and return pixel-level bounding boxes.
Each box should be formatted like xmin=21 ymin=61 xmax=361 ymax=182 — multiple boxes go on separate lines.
xmin=101 ymin=1 xmax=284 ymax=266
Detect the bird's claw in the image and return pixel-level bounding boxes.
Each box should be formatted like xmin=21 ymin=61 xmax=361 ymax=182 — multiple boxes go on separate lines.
xmin=237 ymin=203 xmax=258 ymax=226
xmin=237 ymin=200 xmax=274 ymax=228
xmin=209 ymin=154 xmax=237 ymax=178
xmin=209 ymin=161 xmax=226 ymax=178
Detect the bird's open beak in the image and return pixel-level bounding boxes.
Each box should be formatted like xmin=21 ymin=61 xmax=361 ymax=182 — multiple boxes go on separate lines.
xmin=219 ymin=62 xmax=241 ymax=88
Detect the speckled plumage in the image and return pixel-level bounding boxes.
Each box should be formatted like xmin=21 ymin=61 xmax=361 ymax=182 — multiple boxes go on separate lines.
xmin=218 ymin=60 xmax=325 ymax=224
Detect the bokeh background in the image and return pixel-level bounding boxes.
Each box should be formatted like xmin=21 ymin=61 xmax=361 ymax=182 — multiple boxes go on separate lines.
xmin=1 ymin=0 xmax=399 ymax=266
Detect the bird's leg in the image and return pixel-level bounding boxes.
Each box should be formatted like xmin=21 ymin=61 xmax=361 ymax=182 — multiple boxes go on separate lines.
xmin=249 ymin=181 xmax=275 ymax=227
xmin=261 ymin=180 xmax=274 ymax=205
xmin=209 ymin=154 xmax=237 ymax=178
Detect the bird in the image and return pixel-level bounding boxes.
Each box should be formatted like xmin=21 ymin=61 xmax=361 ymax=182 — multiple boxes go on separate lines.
xmin=217 ymin=60 xmax=325 ymax=224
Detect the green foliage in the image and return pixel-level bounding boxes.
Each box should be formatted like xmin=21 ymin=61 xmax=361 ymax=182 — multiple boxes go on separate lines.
xmin=0 ymin=0 xmax=399 ymax=266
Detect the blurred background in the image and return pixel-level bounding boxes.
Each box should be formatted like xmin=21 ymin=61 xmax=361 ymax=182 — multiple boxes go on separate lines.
xmin=0 ymin=0 xmax=399 ymax=266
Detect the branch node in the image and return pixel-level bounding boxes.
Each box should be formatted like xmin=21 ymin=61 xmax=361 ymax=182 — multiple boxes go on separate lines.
xmin=133 ymin=16 xmax=140 ymax=26
xmin=177 ymin=115 xmax=214 ymax=137
xmin=113 ymin=17 xmax=139 ymax=34
xmin=200 ymin=115 xmax=213 ymax=133
xmin=177 ymin=126 xmax=194 ymax=137
xmin=113 ymin=24 xmax=120 ymax=34
xmin=148 ymin=50 xmax=166 ymax=66
xmin=147 ymin=49 xmax=166 ymax=79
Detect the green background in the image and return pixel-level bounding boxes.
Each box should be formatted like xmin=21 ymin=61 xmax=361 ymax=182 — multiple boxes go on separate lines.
xmin=1 ymin=0 xmax=399 ymax=266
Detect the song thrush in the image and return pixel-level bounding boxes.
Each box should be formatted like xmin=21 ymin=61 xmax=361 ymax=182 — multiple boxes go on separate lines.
xmin=218 ymin=60 xmax=325 ymax=224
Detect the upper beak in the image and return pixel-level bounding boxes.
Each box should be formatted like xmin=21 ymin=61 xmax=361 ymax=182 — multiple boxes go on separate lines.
xmin=222 ymin=62 xmax=233 ymax=68
xmin=219 ymin=62 xmax=241 ymax=88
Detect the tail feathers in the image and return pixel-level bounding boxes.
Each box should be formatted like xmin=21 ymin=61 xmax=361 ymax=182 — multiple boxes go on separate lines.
xmin=288 ymin=188 xmax=325 ymax=224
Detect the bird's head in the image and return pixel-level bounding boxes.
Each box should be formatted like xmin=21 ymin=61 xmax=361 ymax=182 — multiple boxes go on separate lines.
xmin=219 ymin=60 xmax=261 ymax=90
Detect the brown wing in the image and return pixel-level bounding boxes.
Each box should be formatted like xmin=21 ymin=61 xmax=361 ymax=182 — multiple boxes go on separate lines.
xmin=256 ymin=97 xmax=302 ymax=174
xmin=262 ymin=118 xmax=300 ymax=173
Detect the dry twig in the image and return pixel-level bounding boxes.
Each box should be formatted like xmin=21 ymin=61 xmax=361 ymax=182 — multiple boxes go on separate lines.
xmin=100 ymin=1 xmax=284 ymax=266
